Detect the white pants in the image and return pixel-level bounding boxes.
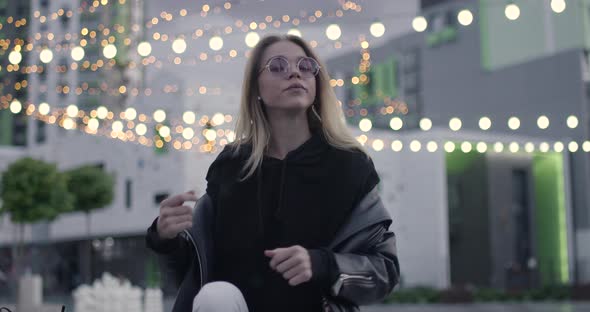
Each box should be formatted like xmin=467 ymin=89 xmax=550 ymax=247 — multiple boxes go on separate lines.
xmin=192 ymin=281 xmax=249 ymax=312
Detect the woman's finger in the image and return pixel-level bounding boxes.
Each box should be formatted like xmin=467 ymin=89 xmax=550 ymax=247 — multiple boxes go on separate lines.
xmin=275 ymin=255 xmax=301 ymax=274
xmin=288 ymin=271 xmax=312 ymax=286
xmin=282 ymin=264 xmax=302 ymax=280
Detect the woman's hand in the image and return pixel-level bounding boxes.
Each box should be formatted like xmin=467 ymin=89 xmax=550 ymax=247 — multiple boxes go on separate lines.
xmin=265 ymin=245 xmax=312 ymax=286
xmin=156 ymin=191 xmax=198 ymax=239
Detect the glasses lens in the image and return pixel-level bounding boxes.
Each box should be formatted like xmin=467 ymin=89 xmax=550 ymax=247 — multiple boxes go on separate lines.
xmin=298 ymin=58 xmax=319 ymax=76
xmin=267 ymin=57 xmax=289 ymax=74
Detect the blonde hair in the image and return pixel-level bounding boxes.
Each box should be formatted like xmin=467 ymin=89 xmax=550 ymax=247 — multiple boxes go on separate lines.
xmin=232 ymin=34 xmax=367 ymax=180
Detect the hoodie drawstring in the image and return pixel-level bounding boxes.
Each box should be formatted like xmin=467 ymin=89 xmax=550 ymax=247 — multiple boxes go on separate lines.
xmin=256 ymin=167 xmax=264 ymax=239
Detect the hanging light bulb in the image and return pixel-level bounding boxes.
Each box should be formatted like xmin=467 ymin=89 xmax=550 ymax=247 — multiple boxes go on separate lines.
xmin=391 ymin=140 xmax=403 ymax=152
xmin=71 ymin=46 xmax=85 ymax=61
xmin=449 ymin=117 xmax=462 ymax=131
xmin=137 ymin=42 xmax=152 ymax=57
xmin=420 ymin=118 xmax=432 ymax=131
xmin=505 ymin=2 xmax=521 ymax=21
xmin=287 ymin=28 xmax=302 ymax=37
xmin=40 ymin=48 xmax=53 ymax=63
xmin=9 ymin=100 xmax=22 ymax=114
xmin=209 ymin=36 xmax=223 ymax=51
xmin=103 ymin=44 xmax=117 ymax=59
xmin=359 ymin=118 xmax=372 ymax=132
xmin=153 ymin=109 xmax=166 ymax=123
xmin=245 ymin=32 xmax=260 ymax=48
xmin=551 ymin=0 xmax=566 ymax=13
xmin=8 ymin=51 xmax=22 ymax=65
xmin=369 ymin=21 xmax=385 ymax=38
xmin=326 ymin=24 xmax=342 ymax=40
xmin=172 ymin=38 xmax=187 ymax=54
xmin=457 ymin=9 xmax=474 ymax=26
xmin=389 ymin=117 xmax=403 ymax=130
xmin=412 ymin=16 xmax=428 ymax=32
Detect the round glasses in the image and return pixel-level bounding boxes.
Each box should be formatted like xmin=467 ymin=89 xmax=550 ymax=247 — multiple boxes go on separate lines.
xmin=259 ymin=56 xmax=321 ymax=78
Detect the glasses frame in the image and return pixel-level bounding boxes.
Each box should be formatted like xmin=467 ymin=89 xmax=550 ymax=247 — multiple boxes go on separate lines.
xmin=258 ymin=56 xmax=321 ymax=78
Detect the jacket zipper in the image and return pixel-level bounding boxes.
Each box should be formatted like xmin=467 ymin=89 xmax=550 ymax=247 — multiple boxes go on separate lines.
xmin=331 ymin=273 xmax=374 ymax=296
xmin=183 ymin=229 xmax=204 ymax=289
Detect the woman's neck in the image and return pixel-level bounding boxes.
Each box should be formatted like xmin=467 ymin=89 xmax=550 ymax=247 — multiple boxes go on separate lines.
xmin=266 ymin=109 xmax=312 ymax=160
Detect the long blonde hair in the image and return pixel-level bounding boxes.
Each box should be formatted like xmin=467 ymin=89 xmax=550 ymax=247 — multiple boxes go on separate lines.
xmin=232 ymin=34 xmax=367 ymax=180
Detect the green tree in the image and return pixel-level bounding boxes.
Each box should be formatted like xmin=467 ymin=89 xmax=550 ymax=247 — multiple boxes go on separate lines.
xmin=0 ymin=157 xmax=74 ymax=275
xmin=65 ymin=165 xmax=115 ymax=283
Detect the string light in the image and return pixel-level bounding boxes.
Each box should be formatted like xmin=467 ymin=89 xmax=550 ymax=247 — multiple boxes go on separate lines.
xmin=209 ymin=36 xmax=223 ymax=51
xmin=372 ymin=139 xmax=384 ymax=151
xmin=427 ymin=141 xmax=438 ymax=152
xmin=8 ymin=51 xmax=22 ymax=65
xmin=245 ymin=32 xmax=260 ymax=47
xmin=525 ymin=142 xmax=535 ymax=153
xmin=359 ymin=118 xmax=372 ymax=132
xmin=389 ymin=117 xmax=403 ymax=130
xmin=494 ymin=142 xmax=504 ymax=153
xmin=537 ymin=115 xmax=550 ymax=129
xmin=420 ymin=118 xmax=432 ymax=131
xmin=39 ymin=48 xmax=53 ymax=63
xmin=71 ymin=46 xmax=85 ymax=61
xmin=137 ymin=42 xmax=152 ymax=57
xmin=551 ymin=0 xmax=566 ymax=13
xmin=554 ymin=141 xmax=564 ymax=153
xmin=457 ymin=9 xmax=474 ymax=26
xmin=479 ymin=117 xmax=491 ymax=130
xmin=567 ymin=115 xmax=578 ymax=129
xmin=287 ymin=28 xmax=302 ymax=37
xmin=391 ymin=140 xmax=403 ymax=152
xmin=153 ymin=109 xmax=166 ymax=123
xmin=172 ymin=38 xmax=187 ymax=54
xmin=461 ymin=142 xmax=472 ymax=153
xmin=508 ymin=116 xmax=520 ymax=130
xmin=505 ymin=3 xmax=521 ymax=21
xmin=444 ymin=142 xmax=456 ymax=153
xmin=326 ymin=24 xmax=342 ymax=40
xmin=476 ymin=142 xmax=488 ymax=153
xmin=102 ymin=44 xmax=117 ymax=59
xmin=449 ymin=117 xmax=462 ymax=131
xmin=9 ymin=100 xmax=22 ymax=114
xmin=412 ymin=16 xmax=427 ymax=32
xmin=369 ymin=21 xmax=385 ymax=38
xmin=410 ymin=140 xmax=422 ymax=152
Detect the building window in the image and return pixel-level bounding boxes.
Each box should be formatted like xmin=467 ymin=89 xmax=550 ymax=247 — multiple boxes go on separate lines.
xmin=154 ymin=193 xmax=169 ymax=206
xmin=125 ymin=179 xmax=132 ymax=209
xmin=60 ymin=8 xmax=70 ymax=28
xmin=39 ymin=64 xmax=47 ymax=81
xmin=17 ymin=4 xmax=27 ymax=16
xmin=36 ymin=119 xmax=46 ymax=143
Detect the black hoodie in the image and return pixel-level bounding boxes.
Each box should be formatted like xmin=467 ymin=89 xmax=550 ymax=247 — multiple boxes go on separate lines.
xmin=205 ymin=130 xmax=379 ymax=311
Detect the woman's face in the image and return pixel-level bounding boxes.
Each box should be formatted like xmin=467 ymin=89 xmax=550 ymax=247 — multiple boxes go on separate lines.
xmin=257 ymin=40 xmax=317 ymax=113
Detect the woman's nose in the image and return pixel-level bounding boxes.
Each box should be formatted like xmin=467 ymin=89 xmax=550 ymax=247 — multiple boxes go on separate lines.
xmin=287 ymin=66 xmax=302 ymax=79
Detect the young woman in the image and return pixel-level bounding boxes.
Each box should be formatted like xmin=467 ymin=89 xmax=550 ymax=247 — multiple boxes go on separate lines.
xmin=146 ymin=34 xmax=399 ymax=312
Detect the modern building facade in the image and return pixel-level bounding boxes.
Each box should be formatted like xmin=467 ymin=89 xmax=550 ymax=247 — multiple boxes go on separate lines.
xmin=327 ymin=0 xmax=590 ymax=288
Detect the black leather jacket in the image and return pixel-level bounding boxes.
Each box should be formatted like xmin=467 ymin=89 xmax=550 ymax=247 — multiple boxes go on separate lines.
xmin=146 ymin=186 xmax=399 ymax=312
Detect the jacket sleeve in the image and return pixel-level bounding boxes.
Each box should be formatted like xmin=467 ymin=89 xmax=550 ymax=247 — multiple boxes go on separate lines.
xmin=145 ymin=217 xmax=195 ymax=288
xmin=325 ymin=153 xmax=399 ymax=306
xmin=329 ymin=221 xmax=399 ymax=306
